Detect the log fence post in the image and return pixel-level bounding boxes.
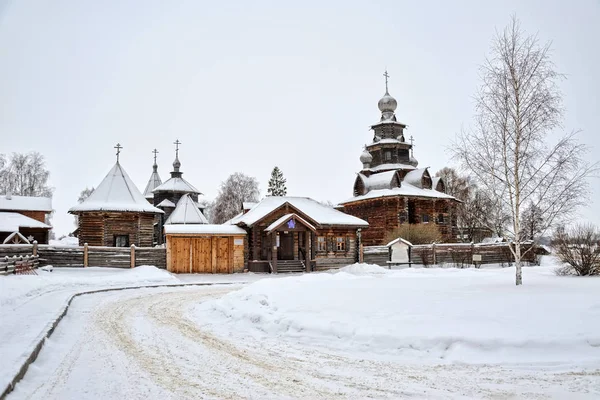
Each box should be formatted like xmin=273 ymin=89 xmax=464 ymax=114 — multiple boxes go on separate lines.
xmin=83 ymin=243 xmax=89 ymax=267
xmin=130 ymin=244 xmax=136 ymax=268
xmin=432 ymin=243 xmax=437 ymax=265
xmin=32 ymin=241 xmax=38 ymax=257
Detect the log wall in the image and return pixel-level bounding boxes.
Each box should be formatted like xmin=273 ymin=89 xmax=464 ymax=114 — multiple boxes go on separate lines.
xmin=341 ymin=197 xmax=456 ymax=246
xmin=76 ymin=212 xmax=155 ymax=247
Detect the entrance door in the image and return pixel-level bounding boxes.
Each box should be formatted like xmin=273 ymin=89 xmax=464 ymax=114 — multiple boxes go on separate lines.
xmin=216 ymin=237 xmax=231 ymax=273
xmin=278 ymin=233 xmax=294 ymax=260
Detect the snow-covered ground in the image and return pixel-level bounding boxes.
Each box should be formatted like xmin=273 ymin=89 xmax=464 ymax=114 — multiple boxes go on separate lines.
xmin=3 ymin=260 xmax=600 ymax=399
xmin=0 ymin=266 xmax=266 ymax=395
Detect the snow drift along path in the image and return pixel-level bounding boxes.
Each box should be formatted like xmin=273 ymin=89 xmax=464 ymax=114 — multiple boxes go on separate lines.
xmin=8 ymin=283 xmax=600 ymax=399
xmin=195 ymin=263 xmax=600 ymax=366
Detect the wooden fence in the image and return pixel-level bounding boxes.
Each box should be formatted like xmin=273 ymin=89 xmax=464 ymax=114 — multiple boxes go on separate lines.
xmin=0 ymin=255 xmax=40 ymax=276
xmin=0 ymin=243 xmax=166 ymax=270
xmin=363 ymin=242 xmax=540 ymax=267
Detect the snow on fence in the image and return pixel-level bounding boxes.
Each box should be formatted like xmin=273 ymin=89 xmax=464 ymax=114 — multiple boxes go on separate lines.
xmin=363 ymin=242 xmax=539 ymax=267
xmin=0 ymin=243 xmax=166 ymax=270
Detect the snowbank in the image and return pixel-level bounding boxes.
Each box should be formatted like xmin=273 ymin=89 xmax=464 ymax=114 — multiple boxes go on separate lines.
xmin=339 ymin=263 xmax=390 ymax=275
xmin=193 ymin=264 xmax=600 ymax=366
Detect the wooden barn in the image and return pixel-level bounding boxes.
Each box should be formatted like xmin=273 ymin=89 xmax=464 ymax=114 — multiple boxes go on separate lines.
xmin=69 ymin=153 xmax=163 ymax=247
xmin=0 ymin=194 xmax=52 ymax=244
xmin=228 ymin=196 xmax=369 ymax=273
xmin=337 ymin=74 xmax=459 ymax=245
xmin=164 ymin=225 xmax=246 ymax=273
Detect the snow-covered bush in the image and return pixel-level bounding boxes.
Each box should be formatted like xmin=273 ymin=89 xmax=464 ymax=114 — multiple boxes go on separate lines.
xmin=553 ymin=224 xmax=600 ymax=276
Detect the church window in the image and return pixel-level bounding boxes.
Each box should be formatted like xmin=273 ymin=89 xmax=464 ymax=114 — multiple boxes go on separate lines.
xmin=336 ymin=237 xmax=346 ymax=251
xmin=114 ymin=235 xmax=129 ymax=247
xmin=384 ymin=151 xmax=392 ymax=161
xmin=317 ymin=236 xmax=326 ymax=251
xmin=422 ymin=214 xmax=430 ymax=223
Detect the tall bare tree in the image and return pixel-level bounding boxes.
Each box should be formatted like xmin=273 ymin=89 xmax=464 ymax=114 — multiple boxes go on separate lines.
xmin=454 ymin=16 xmax=597 ymax=285
xmin=211 ymin=172 xmax=260 ymax=224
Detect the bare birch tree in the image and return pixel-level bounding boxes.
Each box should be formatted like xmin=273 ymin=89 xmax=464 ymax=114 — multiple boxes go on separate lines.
xmin=211 ymin=172 xmax=260 ymax=224
xmin=454 ymin=16 xmax=597 ymax=285
xmin=0 ymin=152 xmax=54 ymax=197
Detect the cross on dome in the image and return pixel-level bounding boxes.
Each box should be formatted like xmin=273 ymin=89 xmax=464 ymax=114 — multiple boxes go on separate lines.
xmin=383 ymin=70 xmax=390 ymax=93
xmin=114 ymin=143 xmax=123 ymax=162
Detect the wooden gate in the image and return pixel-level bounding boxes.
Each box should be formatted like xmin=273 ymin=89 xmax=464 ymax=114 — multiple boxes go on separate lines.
xmin=167 ymin=235 xmax=243 ymax=274
xmin=192 ymin=237 xmax=212 ymax=273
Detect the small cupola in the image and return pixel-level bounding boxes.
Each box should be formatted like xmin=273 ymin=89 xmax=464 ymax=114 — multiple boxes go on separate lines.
xmin=360 ymin=148 xmax=373 ymax=169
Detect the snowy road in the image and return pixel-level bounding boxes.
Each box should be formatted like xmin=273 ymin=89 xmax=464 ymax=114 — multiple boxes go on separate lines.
xmin=8 ymin=284 xmax=600 ymax=400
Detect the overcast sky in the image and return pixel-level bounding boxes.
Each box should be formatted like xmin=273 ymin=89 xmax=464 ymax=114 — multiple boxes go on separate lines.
xmin=1 ymin=0 xmax=598 ymax=236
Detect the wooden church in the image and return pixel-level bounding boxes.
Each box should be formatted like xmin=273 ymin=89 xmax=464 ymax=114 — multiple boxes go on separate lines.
xmin=338 ymin=73 xmax=459 ymax=246
xmin=69 ymin=145 xmax=164 ymax=247
xmin=142 ymin=140 xmax=206 ymax=244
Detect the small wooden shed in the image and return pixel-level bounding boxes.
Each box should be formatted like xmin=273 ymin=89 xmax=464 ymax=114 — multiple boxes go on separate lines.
xmin=164 ymin=224 xmax=246 ymax=273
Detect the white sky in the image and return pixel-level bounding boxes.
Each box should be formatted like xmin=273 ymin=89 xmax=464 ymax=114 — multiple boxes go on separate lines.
xmin=1 ymin=0 xmax=598 ymax=236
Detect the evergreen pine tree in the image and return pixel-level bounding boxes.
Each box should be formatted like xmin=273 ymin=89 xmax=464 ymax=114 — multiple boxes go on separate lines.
xmin=267 ymin=166 xmax=287 ymax=196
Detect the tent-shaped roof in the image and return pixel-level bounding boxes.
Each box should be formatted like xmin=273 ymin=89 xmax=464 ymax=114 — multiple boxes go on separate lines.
xmin=143 ymin=170 xmax=162 ymax=200
xmin=0 ymin=195 xmax=52 ymax=212
xmin=229 ymin=196 xmax=368 ymax=228
xmin=156 ymin=199 xmax=176 ymax=208
xmin=153 ymin=177 xmax=201 ymax=194
xmin=69 ymin=162 xmax=163 ymax=214
xmin=165 ymin=194 xmax=208 ymax=225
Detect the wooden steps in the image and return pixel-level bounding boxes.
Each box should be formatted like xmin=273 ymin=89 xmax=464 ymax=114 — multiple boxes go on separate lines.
xmin=276 ymin=260 xmax=305 ymax=273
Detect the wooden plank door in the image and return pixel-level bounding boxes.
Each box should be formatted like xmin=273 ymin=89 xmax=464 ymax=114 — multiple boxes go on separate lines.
xmin=216 ymin=237 xmax=230 ymax=273
xmin=191 ymin=237 xmax=212 ymax=273
xmin=172 ymin=237 xmax=191 ymax=273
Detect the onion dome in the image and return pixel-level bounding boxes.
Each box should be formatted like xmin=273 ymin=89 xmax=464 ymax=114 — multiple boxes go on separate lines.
xmin=360 ymin=149 xmax=373 ymax=164
xmin=378 ymin=91 xmax=397 ymax=113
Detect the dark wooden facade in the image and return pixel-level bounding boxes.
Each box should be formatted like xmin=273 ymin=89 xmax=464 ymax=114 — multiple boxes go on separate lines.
xmin=74 ymin=211 xmax=155 ymax=247
xmin=242 ymin=203 xmax=360 ymax=273
xmin=341 ymin=197 xmax=456 ymax=246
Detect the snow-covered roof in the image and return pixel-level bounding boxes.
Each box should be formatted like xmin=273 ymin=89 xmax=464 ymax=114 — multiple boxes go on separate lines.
xmin=264 ymin=213 xmax=317 ymax=233
xmin=339 ymin=184 xmax=457 ymax=205
xmin=358 ymin=171 xmax=398 ymax=191
xmin=367 ymin=138 xmax=405 ymax=146
xmin=69 ymin=162 xmax=163 ymax=214
xmin=243 ymin=202 xmax=258 ymax=211
xmin=165 ymin=194 xmax=208 ymax=225
xmin=0 ymin=212 xmax=51 ymax=232
xmin=403 ymin=168 xmax=430 ymax=188
xmin=0 ymin=195 xmax=52 ymax=212
xmin=143 ymin=170 xmax=162 ymax=199
xmin=152 ymin=177 xmax=201 ymax=194
xmin=156 ymin=199 xmax=176 ymax=208
xmin=386 ymin=237 xmax=413 ymax=247
xmin=363 ymin=163 xmax=416 ymax=173
xmin=164 ymin=224 xmax=246 ymax=235
xmin=229 ymin=197 xmax=369 ymax=228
